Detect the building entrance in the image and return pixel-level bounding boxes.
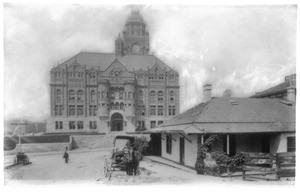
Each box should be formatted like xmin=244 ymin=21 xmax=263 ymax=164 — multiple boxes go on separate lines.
xmin=111 ymin=113 xmax=123 ymax=131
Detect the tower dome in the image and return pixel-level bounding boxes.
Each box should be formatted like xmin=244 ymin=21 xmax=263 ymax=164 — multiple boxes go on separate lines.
xmin=126 ymin=11 xmax=145 ymax=25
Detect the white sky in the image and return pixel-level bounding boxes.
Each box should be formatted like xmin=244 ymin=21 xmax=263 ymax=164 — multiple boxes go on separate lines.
xmin=3 ymin=4 xmax=297 ymax=121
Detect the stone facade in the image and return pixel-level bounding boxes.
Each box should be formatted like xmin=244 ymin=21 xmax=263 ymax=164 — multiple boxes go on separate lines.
xmin=47 ymin=11 xmax=180 ymax=134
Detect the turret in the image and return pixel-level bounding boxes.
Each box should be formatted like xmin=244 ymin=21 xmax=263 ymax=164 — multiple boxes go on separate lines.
xmin=115 ymin=34 xmax=123 ymax=55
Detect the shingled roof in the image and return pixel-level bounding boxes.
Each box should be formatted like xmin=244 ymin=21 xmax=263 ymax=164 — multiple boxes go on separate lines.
xmin=57 ymin=52 xmax=173 ymax=71
xmin=151 ymin=97 xmax=295 ymax=134
xmin=251 ymin=79 xmax=296 ymax=98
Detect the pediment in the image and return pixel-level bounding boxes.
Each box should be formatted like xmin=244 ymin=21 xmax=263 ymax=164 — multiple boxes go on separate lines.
xmin=104 ymin=58 xmax=128 ymax=73
xmin=103 ymin=58 xmax=132 ymax=77
xmin=68 ymin=60 xmax=84 ymax=71
xmin=149 ymin=63 xmax=162 ymax=73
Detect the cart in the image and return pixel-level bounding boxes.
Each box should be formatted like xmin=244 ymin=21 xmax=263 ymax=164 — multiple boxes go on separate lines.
xmin=104 ymin=135 xmax=139 ymax=180
xmin=14 ymin=152 xmax=30 ymax=165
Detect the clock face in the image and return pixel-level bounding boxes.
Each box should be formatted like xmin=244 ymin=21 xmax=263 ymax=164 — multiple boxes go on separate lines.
xmin=132 ymin=44 xmax=141 ymax=53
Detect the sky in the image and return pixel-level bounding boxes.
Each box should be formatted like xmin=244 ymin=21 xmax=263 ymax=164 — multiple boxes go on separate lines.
xmin=3 ymin=4 xmax=297 ymax=121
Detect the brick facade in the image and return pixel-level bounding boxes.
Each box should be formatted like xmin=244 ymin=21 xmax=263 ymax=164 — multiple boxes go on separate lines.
xmin=47 ymin=11 xmax=180 ymax=134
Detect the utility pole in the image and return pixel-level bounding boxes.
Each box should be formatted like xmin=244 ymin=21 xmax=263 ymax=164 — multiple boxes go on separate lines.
xmin=11 ymin=120 xmax=28 ymax=152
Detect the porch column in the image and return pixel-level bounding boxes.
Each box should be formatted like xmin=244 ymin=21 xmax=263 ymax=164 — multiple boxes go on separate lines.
xmin=201 ymin=134 xmax=204 ymax=144
xmin=226 ymin=134 xmax=230 ymax=155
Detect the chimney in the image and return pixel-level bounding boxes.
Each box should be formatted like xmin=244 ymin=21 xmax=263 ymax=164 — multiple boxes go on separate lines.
xmin=203 ymin=84 xmax=212 ymax=103
xmin=287 ymin=85 xmax=296 ymax=103
xmin=286 ymin=74 xmax=296 ymax=103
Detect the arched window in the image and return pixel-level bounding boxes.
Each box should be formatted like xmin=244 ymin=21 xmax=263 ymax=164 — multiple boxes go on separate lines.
xmin=139 ymin=90 xmax=143 ymax=101
xmin=69 ymin=90 xmax=75 ymax=102
xmin=110 ymin=102 xmax=114 ymax=110
xmin=56 ymin=89 xmax=62 ymax=103
xmin=170 ymin=91 xmax=175 ymax=103
xmin=77 ymin=90 xmax=84 ymax=102
xmin=90 ymin=90 xmax=96 ymax=103
xmin=158 ymin=91 xmax=164 ymax=102
xmin=115 ymin=102 xmax=119 ymax=110
xmin=120 ymin=102 xmax=124 ymax=110
xmin=150 ymin=91 xmax=156 ymax=101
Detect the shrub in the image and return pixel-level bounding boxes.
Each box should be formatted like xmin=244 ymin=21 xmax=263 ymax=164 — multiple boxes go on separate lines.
xmin=195 ymin=134 xmax=245 ymax=175
xmin=133 ymin=136 xmax=149 ymax=161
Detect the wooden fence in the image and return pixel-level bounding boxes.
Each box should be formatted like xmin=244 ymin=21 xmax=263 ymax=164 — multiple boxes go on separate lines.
xmin=242 ymin=152 xmax=295 ymax=181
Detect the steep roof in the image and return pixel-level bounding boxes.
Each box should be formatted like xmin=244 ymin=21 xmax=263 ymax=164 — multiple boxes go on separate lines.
xmin=57 ymin=52 xmax=173 ymax=71
xmin=251 ymin=80 xmax=296 ymax=98
xmin=126 ymin=11 xmax=145 ymax=24
xmin=156 ymin=97 xmax=295 ymax=133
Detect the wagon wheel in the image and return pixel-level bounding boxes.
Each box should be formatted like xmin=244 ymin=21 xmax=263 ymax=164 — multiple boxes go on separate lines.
xmin=23 ymin=156 xmax=29 ymax=165
xmin=104 ymin=157 xmax=113 ymax=178
xmin=136 ymin=166 xmax=141 ymax=175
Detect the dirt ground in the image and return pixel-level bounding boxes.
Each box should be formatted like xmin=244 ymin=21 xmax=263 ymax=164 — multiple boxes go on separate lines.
xmin=4 ymin=150 xmax=295 ymax=186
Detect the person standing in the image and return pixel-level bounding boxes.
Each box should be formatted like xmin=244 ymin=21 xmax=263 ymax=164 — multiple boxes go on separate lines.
xmin=63 ymin=147 xmax=69 ymax=163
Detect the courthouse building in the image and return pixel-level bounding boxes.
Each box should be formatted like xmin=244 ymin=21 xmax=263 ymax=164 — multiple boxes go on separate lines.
xmin=46 ymin=11 xmax=180 ymax=133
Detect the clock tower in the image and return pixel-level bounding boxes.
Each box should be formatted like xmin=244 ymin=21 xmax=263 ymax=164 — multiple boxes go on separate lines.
xmin=115 ymin=11 xmax=150 ymax=55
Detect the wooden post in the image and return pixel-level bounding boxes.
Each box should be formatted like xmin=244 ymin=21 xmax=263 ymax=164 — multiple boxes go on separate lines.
xmin=201 ymin=134 xmax=204 ymax=144
xmin=226 ymin=134 xmax=230 ymax=155
xmin=11 ymin=121 xmax=28 ymax=153
xmin=242 ymin=170 xmax=246 ymax=180
xmin=18 ymin=122 xmax=21 ymax=152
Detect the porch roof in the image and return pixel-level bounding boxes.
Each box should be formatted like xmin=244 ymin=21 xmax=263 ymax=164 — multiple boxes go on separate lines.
xmin=146 ymin=122 xmax=295 ymax=134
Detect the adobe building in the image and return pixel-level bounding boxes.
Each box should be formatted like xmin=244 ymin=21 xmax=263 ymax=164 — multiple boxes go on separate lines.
xmin=147 ymin=82 xmax=295 ymax=168
xmin=46 ymin=11 xmax=180 ymax=134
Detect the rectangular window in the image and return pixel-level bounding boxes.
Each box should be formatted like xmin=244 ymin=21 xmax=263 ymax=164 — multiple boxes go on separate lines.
xmin=287 ymin=136 xmax=296 ymax=152
xmin=89 ymin=105 xmax=97 ymax=116
xmin=166 ymin=135 xmax=172 ymax=154
xmin=59 ymin=105 xmax=63 ymax=116
xmin=150 ymin=105 xmax=156 ymax=116
xmin=168 ymin=106 xmax=176 ymax=116
xmin=158 ymin=106 xmax=164 ymax=116
xmin=55 ymin=105 xmax=59 ymax=116
xmin=141 ymin=106 xmax=145 ymax=116
xmin=119 ymin=92 xmax=124 ymax=99
xmin=77 ymin=105 xmax=84 ymax=116
xmin=90 ymin=121 xmax=97 ymax=129
xmin=55 ymin=105 xmax=63 ymax=116
xmin=77 ymin=121 xmax=83 ymax=129
xmin=158 ymin=121 xmax=163 ymax=126
xmin=69 ymin=105 xmax=75 ymax=116
xmin=69 ymin=121 xmax=76 ymax=129
xmin=128 ymin=92 xmax=133 ymax=99
xmin=150 ymin=121 xmax=156 ymax=129
xmin=56 ymin=121 xmax=63 ymax=130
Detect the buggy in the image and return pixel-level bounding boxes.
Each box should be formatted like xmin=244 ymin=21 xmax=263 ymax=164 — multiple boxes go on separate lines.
xmin=14 ymin=152 xmax=30 ymax=165
xmin=104 ymin=135 xmax=139 ymax=180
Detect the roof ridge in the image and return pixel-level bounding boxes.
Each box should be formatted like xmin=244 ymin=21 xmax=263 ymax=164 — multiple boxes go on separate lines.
xmin=252 ymin=81 xmax=288 ymax=97
xmin=80 ymin=52 xmax=114 ymax=54
xmin=56 ymin=52 xmax=81 ymax=68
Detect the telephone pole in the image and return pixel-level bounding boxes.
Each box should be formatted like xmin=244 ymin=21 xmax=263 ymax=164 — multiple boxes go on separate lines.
xmin=11 ymin=120 xmax=28 ymax=152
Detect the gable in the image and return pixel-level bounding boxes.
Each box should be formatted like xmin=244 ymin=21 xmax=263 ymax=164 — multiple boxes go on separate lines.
xmin=57 ymin=52 xmax=174 ymax=72
xmin=101 ymin=59 xmax=132 ymax=77
xmin=68 ymin=60 xmax=84 ymax=71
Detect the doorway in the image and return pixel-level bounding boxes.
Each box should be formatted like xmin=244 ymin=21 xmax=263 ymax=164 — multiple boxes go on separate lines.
xmin=111 ymin=113 xmax=123 ymax=131
xmin=261 ymin=134 xmax=270 ymax=153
